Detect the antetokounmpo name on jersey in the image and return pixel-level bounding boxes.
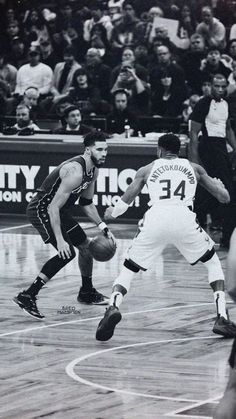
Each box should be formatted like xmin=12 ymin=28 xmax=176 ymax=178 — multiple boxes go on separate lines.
xmin=149 ymin=165 xmax=195 ymax=184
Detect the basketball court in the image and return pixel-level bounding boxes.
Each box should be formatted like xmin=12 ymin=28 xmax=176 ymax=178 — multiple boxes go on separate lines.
xmin=1 ymin=216 xmax=235 ymax=419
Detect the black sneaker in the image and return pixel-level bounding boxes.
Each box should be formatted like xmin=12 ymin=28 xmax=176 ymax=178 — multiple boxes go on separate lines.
xmin=213 ymin=315 xmax=236 ymax=338
xmin=96 ymin=306 xmax=122 ymax=341
xmin=12 ymin=291 xmax=45 ymax=320
xmin=77 ymin=287 xmax=109 ymax=305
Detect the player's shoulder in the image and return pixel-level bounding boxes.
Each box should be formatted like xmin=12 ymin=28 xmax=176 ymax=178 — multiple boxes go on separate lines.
xmin=137 ymin=162 xmax=154 ymax=177
xmin=60 ymin=160 xmax=83 ymax=179
xmin=189 ymin=161 xmax=206 ymax=177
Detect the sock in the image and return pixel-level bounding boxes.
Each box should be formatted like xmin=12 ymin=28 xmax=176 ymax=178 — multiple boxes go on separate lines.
xmin=25 ymin=276 xmax=46 ymax=297
xmin=110 ymin=291 xmax=124 ymax=308
xmin=214 ymin=291 xmax=227 ymax=319
xmin=81 ymin=276 xmax=93 ymax=292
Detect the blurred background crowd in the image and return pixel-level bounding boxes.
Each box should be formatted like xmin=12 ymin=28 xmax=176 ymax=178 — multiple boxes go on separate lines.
xmin=0 ymin=0 xmax=235 ymax=135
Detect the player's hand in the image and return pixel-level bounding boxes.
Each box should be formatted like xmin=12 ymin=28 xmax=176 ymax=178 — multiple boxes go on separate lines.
xmin=57 ymin=238 xmax=72 ymax=259
xmin=104 ymin=229 xmax=117 ymax=247
xmin=104 ymin=206 xmax=116 ymax=221
xmin=213 ymin=177 xmax=226 ymax=189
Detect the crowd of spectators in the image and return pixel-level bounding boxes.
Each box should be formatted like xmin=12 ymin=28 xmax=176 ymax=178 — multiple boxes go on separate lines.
xmin=0 ymin=0 xmax=235 ymax=135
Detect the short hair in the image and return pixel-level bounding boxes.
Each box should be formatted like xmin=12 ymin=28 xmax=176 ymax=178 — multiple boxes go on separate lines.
xmin=63 ymin=105 xmax=80 ymax=118
xmin=83 ymin=131 xmax=107 ymax=147
xmin=16 ymin=103 xmax=30 ymax=113
xmin=190 ymin=33 xmax=205 ymax=43
xmin=158 ymin=133 xmax=181 ymax=154
xmin=113 ymin=88 xmax=130 ymax=99
xmin=212 ymin=73 xmax=227 ymax=83
xmin=24 ymin=86 xmax=40 ymax=97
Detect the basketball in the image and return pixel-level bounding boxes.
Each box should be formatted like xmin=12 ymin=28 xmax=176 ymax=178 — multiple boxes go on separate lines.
xmin=89 ymin=233 xmax=116 ymax=262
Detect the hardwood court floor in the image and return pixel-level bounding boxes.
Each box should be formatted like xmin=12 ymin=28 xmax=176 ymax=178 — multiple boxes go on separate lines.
xmin=0 ymin=216 xmax=235 ymax=419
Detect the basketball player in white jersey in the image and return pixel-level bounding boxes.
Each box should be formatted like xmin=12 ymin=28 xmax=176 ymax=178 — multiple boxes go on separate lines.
xmin=96 ymin=133 xmax=236 ymax=341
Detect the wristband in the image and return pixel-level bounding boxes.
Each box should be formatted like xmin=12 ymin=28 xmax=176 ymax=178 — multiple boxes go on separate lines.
xmin=111 ymin=199 xmax=129 ymax=218
xmin=98 ymin=222 xmax=108 ymax=231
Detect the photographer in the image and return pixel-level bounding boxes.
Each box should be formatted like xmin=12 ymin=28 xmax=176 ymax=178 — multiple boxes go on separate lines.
xmin=110 ymin=62 xmax=150 ymax=115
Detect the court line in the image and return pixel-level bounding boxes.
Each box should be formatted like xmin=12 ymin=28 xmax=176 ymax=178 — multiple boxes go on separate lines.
xmin=65 ymin=335 xmax=222 ymax=404
xmin=0 ymin=223 xmax=31 ymax=232
xmin=0 ymin=222 xmax=94 ymax=233
xmin=0 ymin=302 xmax=218 ymax=338
xmin=165 ymin=395 xmax=220 ymax=418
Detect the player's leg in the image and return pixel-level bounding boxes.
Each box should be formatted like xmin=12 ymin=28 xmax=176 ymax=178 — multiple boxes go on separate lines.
xmin=13 ymin=208 xmax=76 ymax=319
xmin=96 ymin=213 xmax=166 ymax=341
xmin=13 ymin=237 xmax=76 ymax=319
xmin=176 ymin=211 xmax=236 ymax=337
xmin=67 ymin=221 xmax=109 ymax=305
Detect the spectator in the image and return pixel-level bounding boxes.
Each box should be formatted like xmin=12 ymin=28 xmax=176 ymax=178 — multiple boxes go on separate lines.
xmin=85 ymin=48 xmax=111 ymax=101
xmin=57 ymin=67 xmax=111 ymax=116
xmin=200 ymin=47 xmax=231 ymax=82
xmin=107 ymin=88 xmax=138 ymax=135
xmin=228 ymin=39 xmax=236 ymax=61
xmin=110 ymin=47 xmax=148 ymax=87
xmin=6 ymin=20 xmax=21 ymax=42
xmin=151 ymin=71 xmax=187 ymax=117
xmin=182 ymin=94 xmax=200 ymax=123
xmin=19 ymin=86 xmax=48 ymax=120
xmin=149 ymin=44 xmax=186 ymax=93
xmin=200 ymin=78 xmax=212 ymax=98
xmin=24 ymin=9 xmax=49 ymax=45
xmin=39 ymin=37 xmax=60 ymax=70
xmin=7 ymin=36 xmax=28 ymax=69
xmin=13 ymin=103 xmax=40 ymax=131
xmin=110 ymin=1 xmax=139 ymax=52
xmin=0 ymin=51 xmax=17 ymax=93
xmin=0 ymin=80 xmax=15 ymax=117
xmin=134 ymin=42 xmax=150 ymax=68
xmin=175 ymin=3 xmax=196 ymax=50
xmin=83 ymin=2 xmax=113 ymax=42
xmin=107 ymin=0 xmax=124 ymax=18
xmin=196 ymin=5 xmax=226 ymax=50
xmin=228 ymin=60 xmax=236 ymax=95
xmin=54 ymin=105 xmax=92 ymax=134
xmin=181 ymin=33 xmax=207 ymax=95
xmin=134 ymin=6 xmax=164 ymax=46
xmin=51 ymin=46 xmax=81 ymax=98
xmin=89 ymin=23 xmax=114 ymax=68
xmin=15 ymin=45 xmax=53 ymax=96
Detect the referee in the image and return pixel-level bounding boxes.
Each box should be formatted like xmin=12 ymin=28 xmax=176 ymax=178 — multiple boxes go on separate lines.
xmin=189 ymin=73 xmax=236 ymax=249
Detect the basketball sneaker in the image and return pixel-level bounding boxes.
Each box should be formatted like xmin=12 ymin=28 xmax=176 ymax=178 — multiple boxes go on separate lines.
xmin=96 ymin=305 xmax=122 ymax=341
xmin=13 ymin=291 xmax=45 ymax=320
xmin=77 ymin=287 xmax=109 ymax=305
xmin=213 ymin=314 xmax=236 ymax=338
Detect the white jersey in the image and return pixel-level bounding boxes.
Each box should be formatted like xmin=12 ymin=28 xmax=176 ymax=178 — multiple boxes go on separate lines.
xmin=146 ymin=157 xmax=197 ymax=207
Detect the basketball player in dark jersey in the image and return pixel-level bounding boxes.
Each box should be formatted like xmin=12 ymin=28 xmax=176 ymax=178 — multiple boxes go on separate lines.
xmin=13 ymin=131 xmax=115 ymax=319
xmin=214 ymin=230 xmax=236 ymax=419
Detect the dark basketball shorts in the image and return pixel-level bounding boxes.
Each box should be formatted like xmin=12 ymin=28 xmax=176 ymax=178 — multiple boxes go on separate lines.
xmin=26 ymin=194 xmax=87 ymax=247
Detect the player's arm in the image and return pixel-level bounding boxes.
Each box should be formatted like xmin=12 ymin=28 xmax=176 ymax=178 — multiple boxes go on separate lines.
xmin=227 ymin=228 xmax=236 ymax=303
xmin=48 ymin=162 xmax=83 ymax=259
xmin=80 ymin=170 xmax=115 ymax=241
xmin=105 ymin=164 xmax=150 ymax=220
xmin=192 ymin=162 xmax=230 ymax=203
xmin=188 ymin=120 xmax=202 ymax=164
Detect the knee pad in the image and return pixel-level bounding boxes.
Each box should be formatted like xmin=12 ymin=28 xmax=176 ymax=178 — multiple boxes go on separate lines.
xmin=199 ymin=247 xmax=215 ymax=263
xmin=124 ymin=258 xmax=141 ymax=273
xmin=203 ymin=252 xmax=224 ymax=283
